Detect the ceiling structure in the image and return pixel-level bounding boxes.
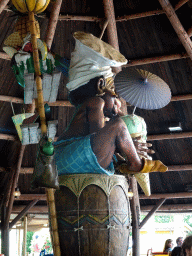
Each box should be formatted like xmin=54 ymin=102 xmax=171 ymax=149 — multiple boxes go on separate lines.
xmin=0 ymin=0 xmax=192 ymax=230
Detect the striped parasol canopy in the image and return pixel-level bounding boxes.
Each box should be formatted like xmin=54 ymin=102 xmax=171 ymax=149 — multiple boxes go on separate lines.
xmin=114 ymin=68 xmax=172 ymax=110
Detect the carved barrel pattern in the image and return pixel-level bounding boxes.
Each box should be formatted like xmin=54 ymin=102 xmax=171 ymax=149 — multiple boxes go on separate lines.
xmin=55 ymin=174 xmax=131 ymax=256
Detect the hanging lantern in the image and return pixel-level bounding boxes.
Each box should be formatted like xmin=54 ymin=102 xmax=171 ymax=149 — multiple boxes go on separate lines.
xmin=12 ymin=0 xmax=51 ymax=14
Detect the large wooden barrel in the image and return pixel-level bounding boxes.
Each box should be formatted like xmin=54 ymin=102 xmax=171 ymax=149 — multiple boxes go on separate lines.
xmin=55 ymin=174 xmax=131 ymax=256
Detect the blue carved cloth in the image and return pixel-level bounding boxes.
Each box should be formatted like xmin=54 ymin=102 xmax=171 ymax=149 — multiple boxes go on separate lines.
xmin=54 ymin=134 xmax=115 ymax=176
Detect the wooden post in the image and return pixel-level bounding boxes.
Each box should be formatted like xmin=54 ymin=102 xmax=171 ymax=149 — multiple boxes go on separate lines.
xmin=45 ymin=0 xmax=62 ymax=50
xmin=102 ymin=0 xmax=121 ymax=73
xmin=158 ymin=0 xmax=192 ymax=61
xmin=1 ymin=205 xmax=9 ymax=256
xmin=129 ymin=176 xmax=140 ymax=256
xmin=22 ymin=215 xmax=27 ymax=256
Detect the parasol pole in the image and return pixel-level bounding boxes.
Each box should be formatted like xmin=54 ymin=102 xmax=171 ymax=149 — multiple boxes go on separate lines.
xmin=28 ymin=11 xmax=61 ymax=256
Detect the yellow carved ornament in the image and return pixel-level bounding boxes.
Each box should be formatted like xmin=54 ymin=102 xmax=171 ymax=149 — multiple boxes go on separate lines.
xmin=12 ymin=0 xmax=51 ymax=13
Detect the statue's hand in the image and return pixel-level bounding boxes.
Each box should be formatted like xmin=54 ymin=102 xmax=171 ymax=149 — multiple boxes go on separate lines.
xmin=132 ymin=136 xmax=155 ymax=160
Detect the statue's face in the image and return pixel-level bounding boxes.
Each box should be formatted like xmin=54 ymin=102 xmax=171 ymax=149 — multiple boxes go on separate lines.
xmin=102 ymin=92 xmax=118 ymax=118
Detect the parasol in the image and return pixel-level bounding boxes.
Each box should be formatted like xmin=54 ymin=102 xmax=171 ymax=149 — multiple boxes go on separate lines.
xmin=114 ymin=68 xmax=171 ymax=110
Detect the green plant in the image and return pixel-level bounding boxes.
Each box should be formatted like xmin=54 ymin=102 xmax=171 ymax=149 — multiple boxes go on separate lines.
xmin=26 ymin=231 xmax=34 ymax=254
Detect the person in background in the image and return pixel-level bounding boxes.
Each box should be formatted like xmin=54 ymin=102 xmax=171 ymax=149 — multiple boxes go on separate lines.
xmin=171 ymin=246 xmax=182 ymax=256
xmin=176 ymin=237 xmax=184 ymax=247
xmin=182 ymin=235 xmax=192 ymax=256
xmin=163 ymin=239 xmax=174 ymax=253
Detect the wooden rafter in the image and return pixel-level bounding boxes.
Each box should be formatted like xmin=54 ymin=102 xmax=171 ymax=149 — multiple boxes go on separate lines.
xmin=11 ymin=191 xmax=192 ymax=201
xmin=4 ymin=145 xmax=26 ymax=229
xmin=1 ymin=131 xmax=192 ymax=142
xmin=141 ymin=204 xmax=192 ymax=212
xmin=139 ymin=198 xmax=166 ymax=229
xmin=140 ymin=191 xmax=192 ymax=199
xmin=45 ymin=0 xmax=63 ymax=50
xmin=158 ymin=0 xmax=192 ymax=61
xmin=147 ymin=131 xmax=192 ymax=141
xmin=10 ymin=203 xmax=192 ymax=214
xmin=9 ymin=199 xmax=39 ymax=229
xmin=0 ymin=0 xmax=10 ymax=14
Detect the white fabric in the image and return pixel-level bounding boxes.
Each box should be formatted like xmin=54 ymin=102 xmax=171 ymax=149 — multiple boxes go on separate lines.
xmin=67 ymin=39 xmax=127 ymax=92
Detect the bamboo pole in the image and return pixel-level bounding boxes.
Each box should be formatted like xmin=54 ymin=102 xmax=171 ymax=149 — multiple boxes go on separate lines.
xmin=29 ymin=11 xmax=61 ymax=256
xmin=46 ymin=188 xmax=61 ymax=255
xmin=158 ymin=0 xmax=192 ymax=61
xmin=45 ymin=0 xmax=63 ymax=49
xmin=29 ymin=11 xmax=47 ymax=134
xmin=0 ymin=0 xmax=10 ymax=14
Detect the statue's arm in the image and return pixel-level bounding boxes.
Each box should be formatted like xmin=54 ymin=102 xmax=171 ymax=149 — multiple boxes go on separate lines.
xmin=86 ymin=97 xmax=105 ymax=134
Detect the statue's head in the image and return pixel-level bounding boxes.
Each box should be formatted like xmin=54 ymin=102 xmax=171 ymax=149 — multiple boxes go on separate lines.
xmin=67 ymin=32 xmax=127 ymax=106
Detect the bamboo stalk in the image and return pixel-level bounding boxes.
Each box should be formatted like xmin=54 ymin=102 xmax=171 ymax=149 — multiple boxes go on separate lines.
xmin=45 ymin=0 xmax=63 ymax=49
xmin=29 ymin=11 xmax=61 ymax=256
xmin=29 ymin=11 xmax=47 ymax=134
xmin=46 ymin=188 xmax=61 ymax=255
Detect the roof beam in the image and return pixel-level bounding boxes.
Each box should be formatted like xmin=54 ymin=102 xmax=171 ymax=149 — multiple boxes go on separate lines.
xmin=0 ymin=95 xmax=73 ymax=107
xmin=1 ymin=93 xmax=192 ymax=107
xmin=140 ymin=192 xmax=192 ymax=199
xmin=10 ymin=203 xmax=192 ymax=214
xmin=12 ymin=191 xmax=192 ymax=202
xmin=1 ymin=131 xmax=192 ymax=142
xmin=147 ymin=131 xmax=192 ymax=141
xmin=141 ymin=204 xmax=192 ymax=212
xmin=158 ymin=0 xmax=192 ymax=62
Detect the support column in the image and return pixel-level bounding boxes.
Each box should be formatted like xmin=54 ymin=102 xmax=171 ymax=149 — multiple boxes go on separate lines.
xmin=129 ymin=176 xmax=140 ymax=256
xmin=22 ymin=215 xmax=27 ymax=256
xmin=1 ymin=205 xmax=9 ymax=256
xmin=103 ymin=0 xmax=121 ymax=73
